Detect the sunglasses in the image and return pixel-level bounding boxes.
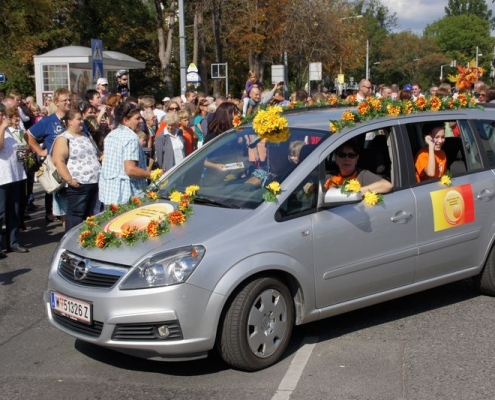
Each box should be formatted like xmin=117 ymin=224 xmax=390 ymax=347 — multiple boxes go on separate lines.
xmin=337 ymin=151 xmax=358 ymax=159
xmin=168 ymin=107 xmax=179 ymax=111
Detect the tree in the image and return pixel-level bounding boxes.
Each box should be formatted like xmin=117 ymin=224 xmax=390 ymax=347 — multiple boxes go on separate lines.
xmin=424 ymin=14 xmax=495 ymax=73
xmin=445 ymin=0 xmax=495 ymax=28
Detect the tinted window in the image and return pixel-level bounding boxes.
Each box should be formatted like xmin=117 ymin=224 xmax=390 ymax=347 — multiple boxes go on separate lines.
xmin=472 ymin=119 xmax=495 ymax=168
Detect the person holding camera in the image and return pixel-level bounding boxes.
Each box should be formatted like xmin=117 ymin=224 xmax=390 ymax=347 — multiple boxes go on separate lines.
xmin=0 ymin=105 xmax=29 ymax=255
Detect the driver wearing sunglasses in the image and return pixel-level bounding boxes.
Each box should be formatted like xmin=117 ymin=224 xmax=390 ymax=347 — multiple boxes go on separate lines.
xmin=324 ymin=140 xmax=392 ymax=194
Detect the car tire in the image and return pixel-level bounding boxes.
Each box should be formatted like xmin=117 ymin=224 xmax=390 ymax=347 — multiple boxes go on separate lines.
xmin=218 ymin=277 xmax=294 ymax=371
xmin=474 ymin=245 xmax=495 ymax=296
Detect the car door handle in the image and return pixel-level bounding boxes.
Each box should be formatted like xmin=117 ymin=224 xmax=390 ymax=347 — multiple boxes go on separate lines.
xmin=390 ymin=211 xmax=412 ymax=223
xmin=477 ymin=189 xmax=493 ymax=200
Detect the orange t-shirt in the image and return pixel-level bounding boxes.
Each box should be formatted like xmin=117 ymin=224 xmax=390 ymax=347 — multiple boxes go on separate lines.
xmin=181 ymin=126 xmax=196 ymax=155
xmin=324 ymin=170 xmax=359 ymax=190
xmin=414 ymin=148 xmax=447 ymax=182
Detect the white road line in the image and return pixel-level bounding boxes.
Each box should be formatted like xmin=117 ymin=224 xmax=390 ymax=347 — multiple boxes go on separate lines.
xmin=271 ymin=336 xmax=319 ymax=400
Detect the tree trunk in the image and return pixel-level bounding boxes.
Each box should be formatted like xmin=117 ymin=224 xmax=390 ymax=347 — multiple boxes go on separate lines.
xmin=154 ymin=0 xmax=176 ymax=96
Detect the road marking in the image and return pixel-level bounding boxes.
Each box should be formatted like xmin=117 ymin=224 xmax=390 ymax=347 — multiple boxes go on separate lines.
xmin=271 ymin=336 xmax=319 ymax=400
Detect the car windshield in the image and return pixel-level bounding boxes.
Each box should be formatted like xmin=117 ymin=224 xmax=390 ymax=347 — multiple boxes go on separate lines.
xmin=153 ymin=127 xmax=329 ymax=209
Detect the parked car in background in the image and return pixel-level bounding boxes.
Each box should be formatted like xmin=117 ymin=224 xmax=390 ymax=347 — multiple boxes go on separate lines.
xmin=45 ymin=106 xmax=495 ymax=371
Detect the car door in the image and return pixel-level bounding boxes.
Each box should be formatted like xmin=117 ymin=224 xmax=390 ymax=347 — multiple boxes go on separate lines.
xmin=409 ymin=118 xmax=495 ymax=282
xmin=312 ymin=122 xmax=418 ymax=309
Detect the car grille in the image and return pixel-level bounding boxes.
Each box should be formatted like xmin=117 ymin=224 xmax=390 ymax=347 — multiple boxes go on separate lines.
xmin=58 ymin=251 xmax=128 ymax=288
xmin=52 ymin=312 xmax=104 ymax=338
xmin=112 ymin=321 xmax=183 ymax=341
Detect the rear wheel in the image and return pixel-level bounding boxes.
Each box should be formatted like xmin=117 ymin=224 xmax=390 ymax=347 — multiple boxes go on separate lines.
xmin=474 ymin=245 xmax=495 ymax=296
xmin=218 ymin=277 xmax=294 ymax=371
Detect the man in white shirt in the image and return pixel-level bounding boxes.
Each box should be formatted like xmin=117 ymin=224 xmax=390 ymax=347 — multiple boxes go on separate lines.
xmin=356 ymin=79 xmax=372 ymax=102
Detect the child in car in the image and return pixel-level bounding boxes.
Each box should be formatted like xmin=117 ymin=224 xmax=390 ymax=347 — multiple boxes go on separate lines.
xmin=414 ymin=122 xmax=447 ymax=182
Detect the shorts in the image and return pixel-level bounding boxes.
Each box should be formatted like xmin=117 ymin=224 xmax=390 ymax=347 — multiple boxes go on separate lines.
xmin=53 ymin=188 xmax=67 ymax=216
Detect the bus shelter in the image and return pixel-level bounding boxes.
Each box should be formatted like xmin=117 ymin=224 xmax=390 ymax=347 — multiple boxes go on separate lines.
xmin=33 ymin=45 xmax=145 ymax=106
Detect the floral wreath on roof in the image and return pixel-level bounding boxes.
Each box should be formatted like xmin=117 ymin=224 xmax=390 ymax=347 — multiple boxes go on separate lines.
xmin=329 ymin=95 xmax=480 ymax=133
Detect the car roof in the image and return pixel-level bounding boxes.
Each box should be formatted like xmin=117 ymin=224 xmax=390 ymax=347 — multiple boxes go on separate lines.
xmin=279 ymin=106 xmax=495 ymax=133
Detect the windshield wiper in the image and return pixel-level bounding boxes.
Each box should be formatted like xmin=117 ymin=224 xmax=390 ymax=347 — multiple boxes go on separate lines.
xmin=194 ymin=196 xmax=239 ymax=209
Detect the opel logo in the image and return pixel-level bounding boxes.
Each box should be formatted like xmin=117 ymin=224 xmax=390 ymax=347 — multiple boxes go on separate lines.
xmin=74 ymin=259 xmax=91 ymax=281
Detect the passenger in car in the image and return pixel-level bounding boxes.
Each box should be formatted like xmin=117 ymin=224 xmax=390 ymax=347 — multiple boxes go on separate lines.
xmin=414 ymin=122 xmax=446 ymax=182
xmin=324 ymin=141 xmax=392 ymax=194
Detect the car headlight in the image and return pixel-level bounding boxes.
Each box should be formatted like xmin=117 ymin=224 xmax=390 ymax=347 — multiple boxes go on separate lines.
xmin=120 ymin=245 xmax=206 ymax=290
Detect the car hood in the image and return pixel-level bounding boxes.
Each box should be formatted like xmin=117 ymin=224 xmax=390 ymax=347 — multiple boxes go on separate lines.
xmin=62 ymin=201 xmax=252 ymax=266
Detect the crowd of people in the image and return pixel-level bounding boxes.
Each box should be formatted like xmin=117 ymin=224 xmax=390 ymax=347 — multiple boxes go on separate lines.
xmin=1 ymin=67 xmax=493 ymax=256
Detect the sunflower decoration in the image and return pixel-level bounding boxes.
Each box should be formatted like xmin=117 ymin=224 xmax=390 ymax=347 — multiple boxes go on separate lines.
xmin=252 ymin=106 xmax=290 ymax=143
xmin=77 ymin=185 xmax=200 ymax=249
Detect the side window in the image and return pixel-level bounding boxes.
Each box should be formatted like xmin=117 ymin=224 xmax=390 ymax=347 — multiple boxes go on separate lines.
xmin=457 ymin=120 xmax=482 ymax=171
xmin=277 ymin=166 xmax=318 ymax=219
xmin=407 ymin=120 xmax=471 ymax=183
xmin=471 ymin=119 xmax=495 ymax=168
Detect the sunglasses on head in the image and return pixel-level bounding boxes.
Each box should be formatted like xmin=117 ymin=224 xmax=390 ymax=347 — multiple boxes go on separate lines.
xmin=337 ymin=151 xmax=358 ymax=159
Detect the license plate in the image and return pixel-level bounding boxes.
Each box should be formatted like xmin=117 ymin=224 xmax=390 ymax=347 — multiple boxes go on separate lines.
xmin=50 ymin=291 xmax=92 ymax=324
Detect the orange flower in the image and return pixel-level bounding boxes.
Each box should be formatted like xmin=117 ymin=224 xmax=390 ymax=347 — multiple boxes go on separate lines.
xmin=232 ymin=115 xmax=241 ymax=127
xmin=86 ymin=216 xmax=95 ymax=222
xmin=429 ymin=97 xmax=441 ymax=111
xmin=131 ymin=197 xmax=142 ymax=206
xmin=86 ymin=220 xmax=97 ymax=227
xmin=342 ymin=110 xmax=355 ymax=121
xmin=120 ymin=226 xmax=138 ymax=239
xmin=402 ymin=100 xmax=413 ymax=114
xmin=147 ymin=191 xmax=158 ymax=200
xmin=415 ymin=97 xmax=426 ymax=109
xmin=95 ymin=232 xmax=106 ymax=248
xmin=386 ymin=104 xmax=401 ymax=116
xmin=327 ymin=97 xmax=338 ymax=105
xmin=147 ymin=220 xmax=159 ymax=237
xmin=357 ymin=102 xmax=370 ymax=115
xmin=179 ymin=199 xmax=190 ymax=210
xmin=457 ymin=94 xmax=467 ymax=106
xmin=346 ymin=94 xmax=357 ymax=103
xmin=110 ymin=204 xmax=120 ymax=213
xmin=367 ymin=97 xmax=382 ymax=110
xmin=168 ymin=210 xmax=186 ymax=225
xmin=78 ymin=230 xmax=92 ymax=245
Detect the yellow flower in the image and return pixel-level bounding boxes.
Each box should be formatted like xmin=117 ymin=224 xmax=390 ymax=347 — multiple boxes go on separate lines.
xmin=170 ymin=191 xmax=182 ymax=202
xmin=185 ymin=185 xmax=200 ymax=196
xmin=150 ymin=169 xmax=164 ymax=182
xmin=440 ymin=174 xmax=452 ymax=186
xmin=342 ymin=110 xmax=355 ymax=121
xmin=363 ymin=191 xmax=380 ymax=206
xmin=344 ymin=179 xmax=361 ymax=193
xmin=267 ymin=181 xmax=281 ymax=195
xmin=329 ymin=122 xmax=338 ymax=133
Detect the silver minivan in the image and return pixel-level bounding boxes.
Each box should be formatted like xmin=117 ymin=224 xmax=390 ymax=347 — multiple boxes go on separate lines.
xmin=45 ymin=107 xmax=495 ymax=371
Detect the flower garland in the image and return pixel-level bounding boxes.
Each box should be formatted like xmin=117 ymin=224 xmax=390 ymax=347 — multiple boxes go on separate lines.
xmin=263 ymin=181 xmax=281 ymax=202
xmin=252 ymin=106 xmax=290 ymax=143
xmin=329 ymin=95 xmax=479 ymax=133
xmin=78 ymin=185 xmax=200 ymax=249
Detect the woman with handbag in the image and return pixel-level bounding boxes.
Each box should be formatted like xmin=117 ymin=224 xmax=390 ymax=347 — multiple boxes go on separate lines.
xmin=52 ymin=108 xmax=101 ymax=232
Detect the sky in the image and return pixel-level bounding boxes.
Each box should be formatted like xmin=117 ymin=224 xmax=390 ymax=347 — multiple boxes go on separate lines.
xmin=381 ymin=0 xmax=495 ymax=34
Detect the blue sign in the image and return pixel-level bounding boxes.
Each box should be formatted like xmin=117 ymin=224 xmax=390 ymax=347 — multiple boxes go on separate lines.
xmin=0 ymin=73 xmax=5 ymax=83
xmin=91 ymin=39 xmax=104 ymax=84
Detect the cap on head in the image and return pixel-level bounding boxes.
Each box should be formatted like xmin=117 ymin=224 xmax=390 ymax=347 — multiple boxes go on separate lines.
xmin=162 ymin=97 xmax=171 ymax=102
xmin=403 ymin=83 xmax=413 ymax=91
xmin=97 ymin=78 xmax=108 ymax=86
xmin=115 ymin=70 xmax=128 ymax=78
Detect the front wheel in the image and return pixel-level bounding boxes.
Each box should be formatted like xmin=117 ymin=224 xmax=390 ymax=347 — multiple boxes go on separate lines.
xmin=218 ymin=277 xmax=294 ymax=371
xmin=474 ymin=245 xmax=495 ymax=296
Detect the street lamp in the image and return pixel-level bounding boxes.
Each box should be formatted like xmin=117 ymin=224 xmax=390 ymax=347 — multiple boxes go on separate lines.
xmin=476 ymin=46 xmax=483 ymax=67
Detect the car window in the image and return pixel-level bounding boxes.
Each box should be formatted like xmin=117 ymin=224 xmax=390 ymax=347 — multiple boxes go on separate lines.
xmin=406 ymin=119 xmax=480 ymax=184
xmin=471 ymin=119 xmax=495 ymax=168
xmin=277 ymin=166 xmax=319 ymax=219
xmin=155 ymin=127 xmax=329 ymax=209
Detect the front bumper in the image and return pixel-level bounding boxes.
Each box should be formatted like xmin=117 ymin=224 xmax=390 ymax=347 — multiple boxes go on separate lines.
xmin=45 ymin=267 xmax=226 ymax=361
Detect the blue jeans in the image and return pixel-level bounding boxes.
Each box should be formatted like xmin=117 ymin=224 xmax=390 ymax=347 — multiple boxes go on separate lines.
xmin=0 ymin=180 xmax=24 ymax=249
xmin=65 ymin=183 xmax=99 ymax=232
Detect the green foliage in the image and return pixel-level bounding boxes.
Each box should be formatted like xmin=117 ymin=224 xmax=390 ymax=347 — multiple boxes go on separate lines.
xmin=424 ymin=14 xmax=495 ymax=71
xmin=445 ymin=0 xmax=495 ymax=28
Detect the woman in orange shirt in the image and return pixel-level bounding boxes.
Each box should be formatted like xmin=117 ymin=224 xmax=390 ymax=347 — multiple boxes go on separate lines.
xmin=414 ymin=123 xmax=446 ymax=182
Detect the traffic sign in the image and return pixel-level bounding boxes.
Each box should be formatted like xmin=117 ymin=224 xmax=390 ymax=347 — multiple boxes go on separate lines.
xmin=91 ymin=39 xmax=104 ymax=84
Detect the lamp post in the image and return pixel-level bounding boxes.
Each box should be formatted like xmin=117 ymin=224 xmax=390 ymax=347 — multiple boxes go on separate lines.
xmin=476 ymin=46 xmax=483 ymax=68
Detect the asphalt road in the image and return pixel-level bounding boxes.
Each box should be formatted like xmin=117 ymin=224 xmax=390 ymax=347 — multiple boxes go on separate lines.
xmin=1 ymin=187 xmax=494 ymax=400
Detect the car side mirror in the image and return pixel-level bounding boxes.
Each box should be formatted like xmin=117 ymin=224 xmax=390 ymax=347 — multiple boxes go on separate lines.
xmin=323 ymin=188 xmax=362 ymax=205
